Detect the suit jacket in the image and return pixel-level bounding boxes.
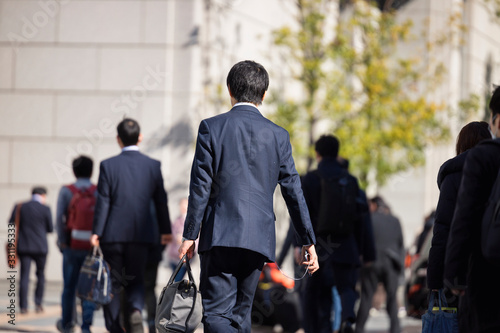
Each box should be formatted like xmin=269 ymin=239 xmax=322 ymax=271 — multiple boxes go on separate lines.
xmin=183 ymin=104 xmax=316 ymax=262
xmin=9 ymin=200 xmax=53 ymax=255
xmin=371 ymin=210 xmax=404 ymax=272
xmin=92 ymin=150 xmax=171 ymax=243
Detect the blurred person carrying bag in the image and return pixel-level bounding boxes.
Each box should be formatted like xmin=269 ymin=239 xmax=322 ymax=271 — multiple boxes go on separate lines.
xmin=5 ymin=203 xmax=21 ymax=268
xmin=155 ymin=254 xmax=202 ymax=333
xmin=76 ymin=245 xmax=113 ymax=305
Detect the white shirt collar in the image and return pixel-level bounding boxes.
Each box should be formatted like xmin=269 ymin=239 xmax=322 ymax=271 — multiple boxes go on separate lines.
xmin=234 ymin=102 xmax=259 ymax=109
xmin=32 ymin=194 xmax=44 ymax=204
xmin=122 ymin=145 xmax=139 ymax=152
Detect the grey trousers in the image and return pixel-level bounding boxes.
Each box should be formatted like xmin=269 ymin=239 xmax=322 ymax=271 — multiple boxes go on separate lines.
xmin=355 ymin=265 xmax=400 ymax=333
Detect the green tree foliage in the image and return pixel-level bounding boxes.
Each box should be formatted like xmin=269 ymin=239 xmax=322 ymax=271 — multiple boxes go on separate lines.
xmin=270 ymin=0 xmax=450 ymax=189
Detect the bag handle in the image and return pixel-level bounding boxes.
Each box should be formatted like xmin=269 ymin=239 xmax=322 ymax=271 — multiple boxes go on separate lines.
xmin=92 ymin=245 xmax=105 ymax=258
xmin=428 ymin=289 xmax=450 ymax=313
xmin=90 ymin=245 xmax=108 ymax=296
xmin=427 ymin=291 xmax=437 ymax=314
xmin=167 ymin=254 xmax=195 ymax=286
xmin=13 ymin=203 xmax=21 ymax=251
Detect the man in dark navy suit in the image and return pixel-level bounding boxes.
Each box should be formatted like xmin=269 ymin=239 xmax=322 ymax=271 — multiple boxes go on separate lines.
xmin=8 ymin=186 xmax=53 ymax=314
xmin=179 ymin=60 xmax=319 ymax=333
xmin=90 ymin=119 xmax=172 ymax=333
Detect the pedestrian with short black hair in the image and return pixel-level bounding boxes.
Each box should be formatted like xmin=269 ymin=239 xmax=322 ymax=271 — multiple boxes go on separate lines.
xmin=179 ymin=60 xmax=319 ymax=333
xmin=301 ymin=135 xmax=370 ymax=333
xmin=90 ymin=118 xmax=172 ymax=333
xmin=8 ymin=186 xmax=53 ymax=314
xmin=56 ymin=155 xmax=97 ymax=333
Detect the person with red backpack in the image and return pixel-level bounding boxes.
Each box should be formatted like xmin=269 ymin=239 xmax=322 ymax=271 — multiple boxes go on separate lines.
xmin=56 ymin=156 xmax=97 ymax=333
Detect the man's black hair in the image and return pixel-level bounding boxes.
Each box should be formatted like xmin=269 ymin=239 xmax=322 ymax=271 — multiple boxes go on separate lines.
xmin=315 ymin=135 xmax=339 ymax=158
xmin=73 ymin=155 xmax=93 ymax=178
xmin=32 ymin=186 xmax=47 ymax=195
xmin=117 ymin=118 xmax=140 ymax=146
xmin=226 ymin=60 xmax=269 ymax=105
xmin=490 ymin=85 xmax=500 ymax=117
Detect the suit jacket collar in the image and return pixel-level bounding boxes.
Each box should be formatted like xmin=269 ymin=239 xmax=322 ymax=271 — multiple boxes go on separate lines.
xmin=120 ymin=150 xmax=141 ymax=157
xmin=230 ymin=104 xmax=262 ymax=115
xmin=122 ymin=145 xmax=139 ymax=152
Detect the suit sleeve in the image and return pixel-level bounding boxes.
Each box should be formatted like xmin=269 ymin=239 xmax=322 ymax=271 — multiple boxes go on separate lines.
xmin=396 ymin=217 xmax=405 ymax=270
xmin=8 ymin=205 xmax=16 ymax=224
xmin=92 ymin=162 xmax=111 ymax=237
xmin=278 ymin=132 xmax=316 ymax=246
xmin=153 ymin=163 xmax=171 ymax=235
xmin=183 ymin=120 xmax=214 ymax=240
xmin=56 ymin=186 xmax=71 ymax=246
xmin=45 ymin=206 xmax=53 ymax=233
xmin=359 ymin=190 xmax=376 ymax=263
xmin=427 ymin=174 xmax=458 ymax=289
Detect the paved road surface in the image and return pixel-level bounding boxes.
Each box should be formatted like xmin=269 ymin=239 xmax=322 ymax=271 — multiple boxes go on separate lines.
xmin=0 ymin=279 xmax=422 ymax=332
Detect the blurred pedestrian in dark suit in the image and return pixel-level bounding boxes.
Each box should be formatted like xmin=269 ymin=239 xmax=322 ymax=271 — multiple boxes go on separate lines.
xmin=355 ymin=196 xmax=403 ymax=333
xmin=90 ymin=118 xmax=172 ymax=333
xmin=8 ymin=186 xmax=53 ymax=314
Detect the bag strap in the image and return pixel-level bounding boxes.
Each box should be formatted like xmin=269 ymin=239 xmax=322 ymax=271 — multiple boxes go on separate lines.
xmin=428 ymin=289 xmax=449 ymax=313
xmin=168 ymin=254 xmax=195 ymax=286
xmin=427 ymin=291 xmax=437 ymax=313
xmin=67 ymin=184 xmax=97 ymax=196
xmin=67 ymin=184 xmax=78 ymax=194
xmin=13 ymin=203 xmax=22 ymax=252
xmin=438 ymin=289 xmax=448 ymax=308
xmin=92 ymin=245 xmax=104 ymax=258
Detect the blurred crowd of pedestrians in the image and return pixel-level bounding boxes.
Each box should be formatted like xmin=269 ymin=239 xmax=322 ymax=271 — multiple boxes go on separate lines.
xmin=7 ymin=61 xmax=500 ymax=333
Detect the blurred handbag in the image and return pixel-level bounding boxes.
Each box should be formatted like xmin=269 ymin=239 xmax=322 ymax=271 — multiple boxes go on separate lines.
xmin=155 ymin=255 xmax=203 ymax=333
xmin=421 ymin=289 xmax=458 ymax=333
xmin=76 ymin=245 xmax=113 ymax=305
xmin=5 ymin=203 xmax=21 ymax=268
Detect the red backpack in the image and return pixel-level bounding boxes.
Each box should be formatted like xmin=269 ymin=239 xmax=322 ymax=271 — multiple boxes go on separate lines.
xmin=66 ymin=184 xmax=97 ymax=250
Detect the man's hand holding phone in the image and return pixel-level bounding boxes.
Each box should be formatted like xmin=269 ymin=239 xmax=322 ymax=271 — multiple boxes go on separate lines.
xmin=301 ymin=244 xmax=319 ymax=275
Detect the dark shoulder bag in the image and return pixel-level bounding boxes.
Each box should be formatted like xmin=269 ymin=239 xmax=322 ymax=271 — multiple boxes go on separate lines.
xmin=76 ymin=245 xmax=113 ymax=305
xmin=155 ymin=255 xmax=203 ymax=333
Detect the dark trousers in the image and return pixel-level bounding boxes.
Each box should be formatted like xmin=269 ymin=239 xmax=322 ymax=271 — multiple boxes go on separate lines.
xmin=333 ymin=264 xmax=358 ymax=324
xmin=199 ymin=247 xmax=266 ymax=333
xmin=61 ymin=248 xmax=97 ymax=330
xmin=101 ymin=243 xmax=149 ymax=333
xmin=19 ymin=253 xmax=46 ymax=310
xmin=144 ymin=260 xmax=159 ymax=332
xmin=303 ymin=256 xmax=335 ymax=333
xmin=459 ymin=250 xmax=500 ymax=332
xmin=355 ymin=265 xmax=400 ymax=333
